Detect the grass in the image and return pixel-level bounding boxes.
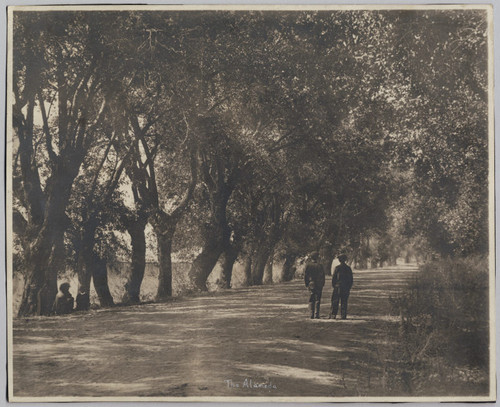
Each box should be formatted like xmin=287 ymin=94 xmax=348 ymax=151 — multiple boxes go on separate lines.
xmin=12 ymin=258 xmax=302 ymax=316
xmin=386 ymin=256 xmax=490 ymax=395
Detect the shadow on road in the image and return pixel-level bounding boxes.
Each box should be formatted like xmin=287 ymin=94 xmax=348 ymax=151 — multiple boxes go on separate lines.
xmin=13 ymin=265 xmax=418 ymax=398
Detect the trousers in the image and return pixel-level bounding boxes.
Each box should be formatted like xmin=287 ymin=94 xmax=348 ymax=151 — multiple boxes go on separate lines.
xmin=330 ymin=286 xmax=350 ymax=319
xmin=308 ymin=290 xmax=322 ymax=318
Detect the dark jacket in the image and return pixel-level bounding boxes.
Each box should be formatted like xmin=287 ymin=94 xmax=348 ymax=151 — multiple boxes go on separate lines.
xmin=332 ymin=263 xmax=353 ymax=290
xmin=304 ymin=261 xmax=325 ymax=289
xmin=53 ymin=292 xmax=74 ymax=315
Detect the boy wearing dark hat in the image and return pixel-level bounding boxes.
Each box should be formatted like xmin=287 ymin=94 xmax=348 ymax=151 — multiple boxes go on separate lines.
xmin=329 ymin=254 xmax=353 ymax=320
xmin=304 ymin=251 xmax=325 ymax=319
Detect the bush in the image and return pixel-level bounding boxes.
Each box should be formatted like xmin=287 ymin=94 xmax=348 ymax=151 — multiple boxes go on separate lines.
xmin=388 ymin=256 xmax=489 ymax=394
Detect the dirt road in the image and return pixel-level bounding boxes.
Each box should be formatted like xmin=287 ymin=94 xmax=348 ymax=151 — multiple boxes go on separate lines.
xmin=12 ymin=265 xmax=417 ymax=398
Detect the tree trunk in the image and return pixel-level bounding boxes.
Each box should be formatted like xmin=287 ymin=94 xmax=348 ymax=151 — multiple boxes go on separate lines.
xmin=356 ymin=235 xmax=370 ymax=269
xmin=19 ymin=227 xmax=59 ymax=316
xmin=281 ymin=253 xmax=297 ymax=282
xmin=187 ymin=190 xmax=231 ymax=291
xmin=405 ymin=248 xmax=412 ymax=264
xmin=75 ymin=219 xmax=97 ymax=311
xmin=75 ymin=218 xmax=115 ymax=309
xmin=263 ymin=252 xmax=273 ymax=285
xmin=18 ymin=163 xmax=77 ymax=316
xmin=156 ymin=230 xmax=174 ymax=301
xmin=149 ymin=210 xmax=180 ymax=301
xmin=90 ymin=252 xmax=114 ymax=307
xmin=320 ymin=246 xmax=335 ymax=276
xmin=241 ymin=255 xmax=253 ymax=287
xmin=251 ymin=217 xmax=281 ymax=285
xmin=239 ymin=240 xmax=256 ymax=287
xmin=75 ymin=249 xmax=91 ymax=311
xmin=251 ymin=245 xmax=270 ymax=286
xmin=36 ymin=231 xmax=65 ymax=315
xmin=122 ymin=217 xmax=147 ymax=304
xmin=18 ymin=230 xmax=57 ymax=316
xmin=36 ymin=282 xmax=57 ymax=316
xmin=187 ymin=237 xmax=226 ymax=291
xmin=218 ymin=245 xmax=239 ymax=289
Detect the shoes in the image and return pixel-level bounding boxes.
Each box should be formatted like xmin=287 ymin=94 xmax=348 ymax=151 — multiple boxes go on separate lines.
xmin=315 ymin=315 xmax=320 ymax=319
xmin=310 ymin=315 xmax=314 ymax=319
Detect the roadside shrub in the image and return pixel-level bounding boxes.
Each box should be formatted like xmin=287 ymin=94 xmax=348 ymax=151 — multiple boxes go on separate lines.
xmin=388 ymin=256 xmax=489 ymax=394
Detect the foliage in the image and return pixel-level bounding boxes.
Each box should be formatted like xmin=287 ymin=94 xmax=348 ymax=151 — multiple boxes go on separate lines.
xmin=388 ymin=257 xmax=489 ymax=393
xmin=386 ymin=10 xmax=489 ymax=257
xmin=11 ymin=9 xmax=490 ymax=311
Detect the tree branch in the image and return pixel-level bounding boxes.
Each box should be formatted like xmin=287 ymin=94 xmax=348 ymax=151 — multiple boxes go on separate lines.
xmin=129 ymin=114 xmax=160 ymax=204
xmin=171 ymin=147 xmax=198 ymax=219
xmin=199 ymin=150 xmax=216 ymax=191
xmin=38 ymin=92 xmax=58 ymax=164
xmin=13 ymin=208 xmax=28 ymax=237
xmin=88 ymin=131 xmax=118 ymax=199
xmin=104 ymin=150 xmax=131 ymax=201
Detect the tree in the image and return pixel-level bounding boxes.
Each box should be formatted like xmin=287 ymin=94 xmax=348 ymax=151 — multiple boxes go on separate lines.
xmin=67 ymin=126 xmax=130 ymax=310
xmin=13 ymin=12 xmax=111 ymax=315
xmin=11 ymin=9 xmax=488 ymax=315
xmin=387 ymin=10 xmax=489 ymax=257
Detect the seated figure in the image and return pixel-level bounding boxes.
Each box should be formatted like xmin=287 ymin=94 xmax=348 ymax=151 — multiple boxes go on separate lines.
xmin=53 ymin=282 xmax=74 ymax=315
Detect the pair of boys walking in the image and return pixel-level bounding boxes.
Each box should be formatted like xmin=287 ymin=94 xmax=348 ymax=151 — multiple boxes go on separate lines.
xmin=305 ymin=252 xmax=353 ymax=320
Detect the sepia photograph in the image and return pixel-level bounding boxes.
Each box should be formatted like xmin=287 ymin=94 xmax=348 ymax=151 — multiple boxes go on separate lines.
xmin=5 ymin=4 xmax=495 ymax=402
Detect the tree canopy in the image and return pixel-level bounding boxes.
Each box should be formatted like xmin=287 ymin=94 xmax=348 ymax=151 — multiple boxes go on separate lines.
xmin=11 ymin=9 xmax=490 ymax=315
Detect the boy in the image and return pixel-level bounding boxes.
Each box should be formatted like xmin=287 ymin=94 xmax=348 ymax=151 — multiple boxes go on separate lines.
xmin=53 ymin=282 xmax=74 ymax=315
xmin=329 ymin=254 xmax=353 ymax=320
xmin=304 ymin=251 xmax=325 ymax=319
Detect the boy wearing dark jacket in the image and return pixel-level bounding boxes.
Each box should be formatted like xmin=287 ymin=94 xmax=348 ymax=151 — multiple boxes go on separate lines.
xmin=53 ymin=282 xmax=74 ymax=315
xmin=304 ymin=252 xmax=325 ymax=319
xmin=329 ymin=254 xmax=353 ymax=320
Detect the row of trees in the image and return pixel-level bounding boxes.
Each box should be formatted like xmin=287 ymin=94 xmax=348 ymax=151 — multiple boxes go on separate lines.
xmin=12 ymin=9 xmax=489 ymax=316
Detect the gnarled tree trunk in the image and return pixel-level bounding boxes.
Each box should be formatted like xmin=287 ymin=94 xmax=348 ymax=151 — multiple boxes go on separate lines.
xmin=149 ymin=210 xmax=182 ymax=301
xmin=281 ymin=252 xmax=297 ymax=282
xmin=90 ymin=251 xmax=114 ymax=307
xmin=319 ymin=245 xmax=335 ymax=276
xmin=75 ymin=213 xmax=115 ymax=310
xmin=355 ymin=235 xmax=370 ymax=269
xmin=251 ymin=219 xmax=281 ymax=285
xmin=75 ymin=250 xmax=91 ymax=311
xmin=251 ymin=245 xmax=271 ymax=286
xmin=238 ymin=241 xmax=255 ymax=287
xmin=187 ymin=231 xmax=228 ymax=291
xmin=187 ymin=184 xmax=231 ymax=291
xmin=18 ymin=230 xmax=55 ymax=316
xmin=124 ymin=120 xmax=198 ymax=300
xmin=218 ymin=242 xmax=240 ymax=289
xmin=18 ymin=158 xmax=79 ymax=316
xmin=122 ymin=215 xmax=147 ymax=304
xmin=263 ymin=252 xmax=274 ymax=285
xmin=75 ymin=217 xmax=98 ymax=311
xmin=155 ymin=229 xmax=175 ymax=301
